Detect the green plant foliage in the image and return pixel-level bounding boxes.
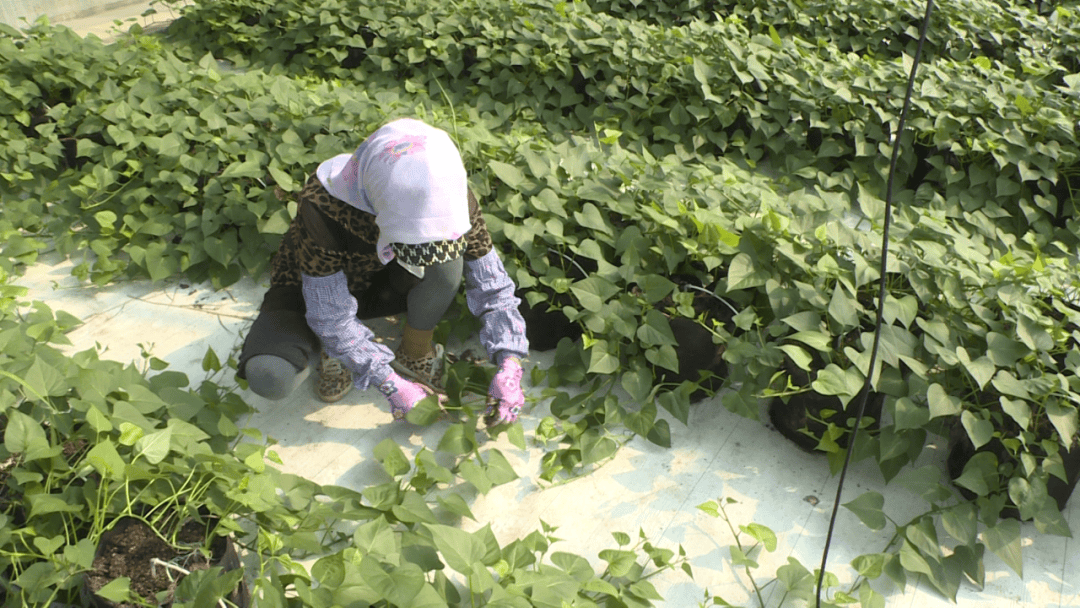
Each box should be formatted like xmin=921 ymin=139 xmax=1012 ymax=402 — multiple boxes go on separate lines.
xmin=164 ymin=0 xmax=1080 ymax=247
xmin=696 ymin=496 xmax=888 ymax=608
xmin=2 ymin=0 xmax=1079 ymax=601
xmin=1 ymin=22 xmax=412 ymax=286
xmin=591 ymin=0 xmax=1080 ymax=78
xmin=0 ymin=281 xmax=690 ymax=605
xmin=0 ymin=285 xmax=267 ymax=604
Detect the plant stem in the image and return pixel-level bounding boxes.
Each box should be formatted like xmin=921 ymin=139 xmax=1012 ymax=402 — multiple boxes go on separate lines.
xmin=150 ymin=558 xmax=229 ymax=608
xmin=681 ymin=283 xmax=740 ymax=317
xmin=717 ymin=500 xmax=768 ymax=608
xmin=549 ymin=247 xmax=589 ymax=280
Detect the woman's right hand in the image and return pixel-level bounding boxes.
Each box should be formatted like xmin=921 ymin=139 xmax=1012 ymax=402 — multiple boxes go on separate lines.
xmin=378 ymin=371 xmax=445 ymax=420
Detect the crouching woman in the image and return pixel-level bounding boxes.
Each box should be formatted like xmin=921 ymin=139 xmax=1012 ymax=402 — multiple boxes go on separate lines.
xmin=236 ymin=118 xmax=528 ymax=424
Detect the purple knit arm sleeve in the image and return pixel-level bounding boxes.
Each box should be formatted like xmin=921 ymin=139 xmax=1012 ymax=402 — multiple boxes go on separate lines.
xmin=302 ymin=271 xmax=394 ymax=389
xmin=464 ymin=250 xmax=529 ymax=364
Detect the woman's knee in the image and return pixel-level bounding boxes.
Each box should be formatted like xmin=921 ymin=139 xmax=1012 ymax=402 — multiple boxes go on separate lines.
xmin=243 ymin=354 xmax=307 ymax=400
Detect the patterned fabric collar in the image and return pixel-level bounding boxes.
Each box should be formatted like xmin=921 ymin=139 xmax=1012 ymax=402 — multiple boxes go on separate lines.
xmin=392 ymin=237 xmax=466 ymax=267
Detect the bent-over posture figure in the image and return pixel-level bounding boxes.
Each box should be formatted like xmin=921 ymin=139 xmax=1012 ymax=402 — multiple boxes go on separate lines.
xmin=237 ymin=118 xmax=529 ymax=424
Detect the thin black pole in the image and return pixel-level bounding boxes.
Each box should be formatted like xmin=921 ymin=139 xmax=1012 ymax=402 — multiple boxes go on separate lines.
xmin=815 ymin=0 xmax=936 ymax=605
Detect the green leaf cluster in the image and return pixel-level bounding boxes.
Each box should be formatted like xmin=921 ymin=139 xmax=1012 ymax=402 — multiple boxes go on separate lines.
xmin=696 ymin=496 xmax=888 ymax=608
xmin=166 ymin=0 xmax=1080 ymax=251
xmin=0 ymin=276 xmax=689 ymax=606
xmin=1 ymin=0 xmax=1078 ymax=598
xmin=1 ymin=21 xmax=409 ymax=286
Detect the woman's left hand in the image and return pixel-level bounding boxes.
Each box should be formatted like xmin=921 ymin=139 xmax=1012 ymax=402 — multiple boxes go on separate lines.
xmin=485 ymin=356 xmax=524 ymax=425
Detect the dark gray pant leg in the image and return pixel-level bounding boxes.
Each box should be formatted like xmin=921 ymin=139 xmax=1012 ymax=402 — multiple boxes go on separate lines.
xmin=237 ymin=286 xmax=321 ymax=400
xmin=406 ymin=258 xmax=463 ymax=330
xmin=244 ymin=354 xmax=314 ymax=401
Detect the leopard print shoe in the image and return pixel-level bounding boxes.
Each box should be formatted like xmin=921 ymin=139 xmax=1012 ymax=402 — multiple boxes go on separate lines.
xmin=316 ymin=351 xmax=353 ymax=403
xmin=390 ymin=343 xmax=446 ymax=394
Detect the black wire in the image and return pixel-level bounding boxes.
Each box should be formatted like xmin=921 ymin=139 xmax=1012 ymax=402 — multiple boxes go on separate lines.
xmin=815 ymin=0 xmax=936 ymax=605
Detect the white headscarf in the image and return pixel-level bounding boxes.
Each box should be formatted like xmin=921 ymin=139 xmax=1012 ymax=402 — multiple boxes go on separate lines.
xmin=315 ymin=118 xmax=472 ymax=267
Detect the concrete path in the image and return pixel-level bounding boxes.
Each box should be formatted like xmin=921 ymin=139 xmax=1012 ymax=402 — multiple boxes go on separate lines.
xmin=8 ymin=0 xmax=188 ymax=41
xmin=18 ymin=252 xmax=1077 ymax=607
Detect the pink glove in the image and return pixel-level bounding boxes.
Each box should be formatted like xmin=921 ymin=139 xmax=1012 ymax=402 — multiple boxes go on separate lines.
xmin=378 ymin=371 xmax=444 ymax=421
xmin=485 ymin=356 xmax=524 ymax=425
